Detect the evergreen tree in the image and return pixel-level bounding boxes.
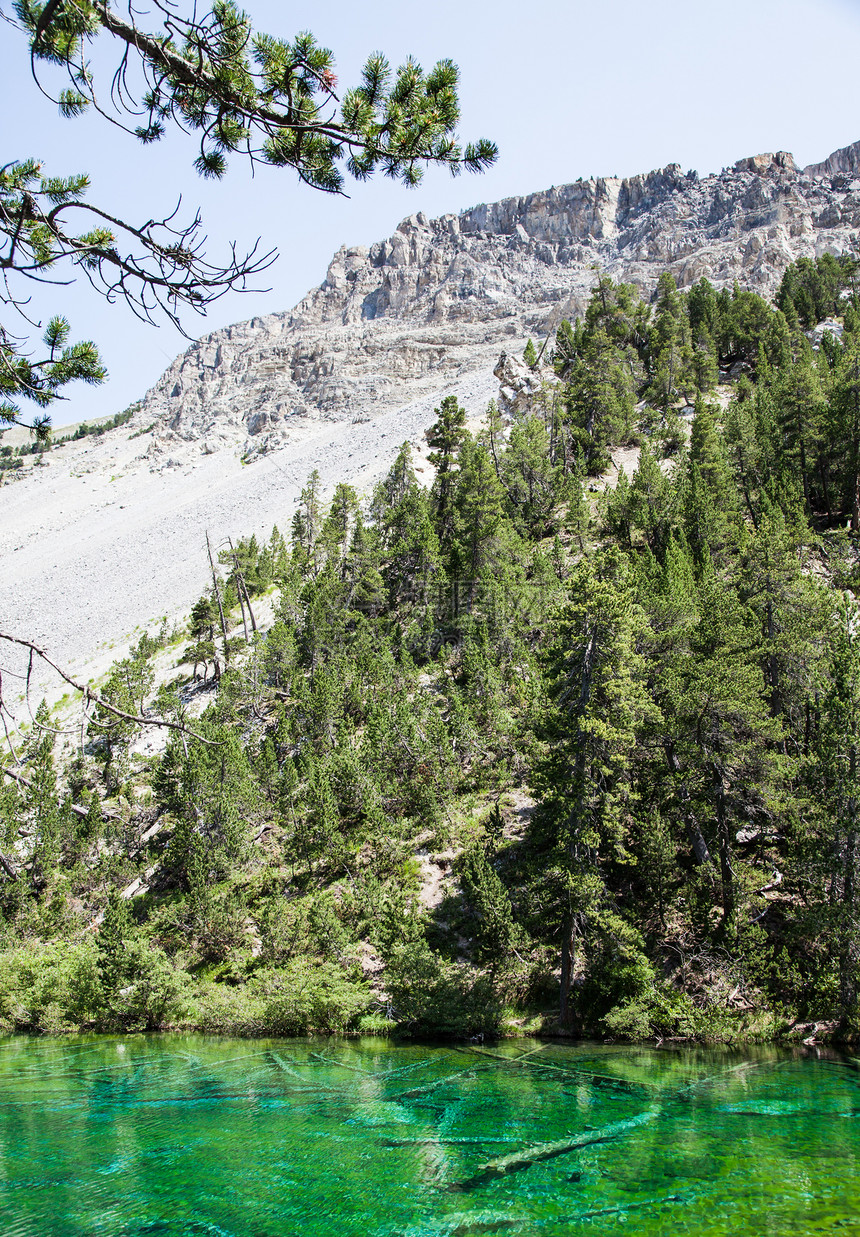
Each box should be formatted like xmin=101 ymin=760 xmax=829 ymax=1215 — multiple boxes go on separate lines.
xmin=774 ymin=340 xmax=826 ymax=513
xmin=292 ymin=469 xmax=324 ymax=573
xmin=186 ymin=594 xmax=218 ymax=680
xmin=684 ymin=395 xmax=737 ymax=564
xmin=320 ymin=482 xmax=360 ymax=574
xmin=645 ymin=272 xmax=694 ymax=410
xmin=814 ymin=596 xmax=860 ymax=1020
xmin=25 ymin=701 xmax=66 ymax=885
xmin=501 ymin=413 xmax=562 ymax=536
xmin=534 ymin=552 xmax=656 ymax=1027
xmin=829 ymin=318 xmax=860 ymax=528
xmin=553 ymin=319 xmax=578 ymax=379
xmin=97 ymin=891 xmax=133 ymax=996
xmin=451 ymin=439 xmax=511 ymax=589
xmin=739 ymin=500 xmax=825 ymax=733
xmin=562 ymin=326 xmax=635 ymax=474
xmin=627 ymin=440 xmax=677 ymax=558
xmin=4 ymin=4 xmax=496 ymax=432
xmin=655 ymin=576 xmax=783 ymax=931
xmin=427 ymin=396 xmax=468 ymax=546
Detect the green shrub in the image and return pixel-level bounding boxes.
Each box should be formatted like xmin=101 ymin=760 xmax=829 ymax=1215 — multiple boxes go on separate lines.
xmin=260 ymin=960 xmax=370 ymax=1034
xmin=578 ymin=915 xmax=657 ymax=1029
xmin=195 ymin=983 xmax=266 ymax=1036
xmin=0 ymin=940 xmax=101 ymax=1033
xmin=109 ymin=940 xmax=191 ymax=1030
xmin=385 ymin=939 xmax=503 ymax=1037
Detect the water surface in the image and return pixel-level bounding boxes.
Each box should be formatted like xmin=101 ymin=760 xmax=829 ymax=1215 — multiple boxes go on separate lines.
xmin=0 ymin=1035 xmax=858 ymax=1235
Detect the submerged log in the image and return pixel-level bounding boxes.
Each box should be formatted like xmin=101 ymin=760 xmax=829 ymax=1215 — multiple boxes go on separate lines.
xmin=579 ymin=1191 xmax=686 ymax=1220
xmin=310 ymin=1052 xmax=374 ymax=1077
xmin=267 ymin=1051 xmax=336 ymax=1092
xmin=418 ymin=1214 xmax=521 ymax=1236
xmin=380 ymin=1136 xmax=520 ymax=1147
xmin=456 ymin=1045 xmax=653 ymax=1095
xmin=450 ymin=1109 xmax=658 ymax=1191
xmin=393 ymin=1065 xmax=487 ymax=1102
xmin=675 ymin=1060 xmax=773 ymax=1097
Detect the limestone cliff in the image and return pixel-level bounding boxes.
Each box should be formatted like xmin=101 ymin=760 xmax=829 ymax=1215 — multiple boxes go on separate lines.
xmin=137 ymin=139 xmax=860 ymax=458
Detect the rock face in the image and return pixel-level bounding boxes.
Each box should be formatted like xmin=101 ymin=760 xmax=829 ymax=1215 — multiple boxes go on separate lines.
xmin=136 ymin=139 xmax=860 ymax=458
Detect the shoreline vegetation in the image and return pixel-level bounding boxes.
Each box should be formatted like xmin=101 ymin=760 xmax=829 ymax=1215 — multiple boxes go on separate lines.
xmin=4 ymin=258 xmax=860 ymax=1047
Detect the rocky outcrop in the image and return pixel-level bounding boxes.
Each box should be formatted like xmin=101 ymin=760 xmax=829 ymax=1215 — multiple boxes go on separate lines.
xmin=493 ymin=352 xmax=551 ymax=419
xmin=803 ymin=138 xmax=860 ymax=181
xmin=133 ymin=139 xmax=860 ymax=461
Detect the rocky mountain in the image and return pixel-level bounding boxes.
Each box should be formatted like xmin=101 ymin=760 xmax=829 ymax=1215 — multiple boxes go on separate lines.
xmin=5 ymin=137 xmax=860 ymax=706
xmin=139 ymin=139 xmax=860 ymax=460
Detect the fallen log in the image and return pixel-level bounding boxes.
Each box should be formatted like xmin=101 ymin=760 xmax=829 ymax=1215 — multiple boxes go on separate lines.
xmin=450 ymin=1109 xmax=658 ymax=1192
xmin=393 ymin=1064 xmax=487 ymax=1102
xmin=380 ymin=1136 xmax=520 ymax=1147
xmin=579 ymin=1191 xmax=686 ymax=1221
xmin=310 ymin=1052 xmax=373 ymax=1077
xmin=675 ymin=1060 xmax=775 ymax=1097
xmin=456 ymin=1045 xmax=653 ymax=1095
xmin=414 ymin=1213 xmax=521 ymax=1236
xmin=268 ymin=1051 xmax=340 ymax=1093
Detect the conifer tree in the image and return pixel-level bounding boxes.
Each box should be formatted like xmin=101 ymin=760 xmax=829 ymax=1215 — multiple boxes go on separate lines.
xmin=739 ymin=499 xmax=825 ymax=732
xmin=292 ymin=469 xmax=324 ymax=573
xmin=562 ymin=327 xmax=635 ymax=474
xmin=535 ymin=552 xmax=656 ymax=1027
xmin=815 ymin=596 xmax=860 ymax=1019
xmin=645 ymin=272 xmax=694 ymax=410
xmin=428 ymin=396 xmax=468 ymax=546
xmin=627 ymin=440 xmax=676 ymax=558
xmin=553 ymin=319 xmax=578 ymax=379
xmin=774 ymin=340 xmax=826 ymax=513
xmin=684 ymin=395 xmax=737 ymax=564
xmin=451 ymin=438 xmax=510 ymax=591
xmin=97 ymin=890 xmax=133 ymax=997
xmin=656 ymin=575 xmax=783 ymax=931
xmin=501 ymin=414 xmax=562 ymax=536
xmin=320 ymin=482 xmax=360 ymax=574
xmin=829 ymin=317 xmax=860 ymax=528
xmin=25 ymin=700 xmax=65 ymax=884
xmin=186 ymin=594 xmax=218 ymax=680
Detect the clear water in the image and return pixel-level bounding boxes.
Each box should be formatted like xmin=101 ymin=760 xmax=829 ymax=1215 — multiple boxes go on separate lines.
xmin=0 ymin=1035 xmax=858 ymax=1236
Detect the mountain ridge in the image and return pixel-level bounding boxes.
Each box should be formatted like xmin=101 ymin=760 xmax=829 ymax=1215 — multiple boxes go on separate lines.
xmin=3 ymin=136 xmax=860 ymax=701
xmin=135 ymin=137 xmax=860 ymax=463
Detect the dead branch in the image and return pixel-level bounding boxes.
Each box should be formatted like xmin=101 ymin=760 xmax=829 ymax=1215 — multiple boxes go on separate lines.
xmin=0 ymin=631 xmax=220 ymax=746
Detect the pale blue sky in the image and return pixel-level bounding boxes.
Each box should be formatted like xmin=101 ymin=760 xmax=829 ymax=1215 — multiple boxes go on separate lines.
xmin=4 ymin=0 xmax=860 ymax=426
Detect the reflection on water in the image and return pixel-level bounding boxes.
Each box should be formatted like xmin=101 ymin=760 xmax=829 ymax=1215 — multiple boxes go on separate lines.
xmin=0 ymin=1035 xmax=857 ymax=1235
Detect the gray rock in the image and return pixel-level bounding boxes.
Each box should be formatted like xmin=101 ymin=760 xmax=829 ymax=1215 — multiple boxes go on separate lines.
xmin=492 ymin=353 xmax=553 ymax=419
xmin=131 ymin=138 xmax=860 ymax=463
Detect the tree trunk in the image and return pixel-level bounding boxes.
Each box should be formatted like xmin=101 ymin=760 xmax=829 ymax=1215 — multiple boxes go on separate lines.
xmin=713 ymin=760 xmax=734 ymax=927
xmin=798 ymin=422 xmax=811 ymax=511
xmin=840 ymin=750 xmax=859 ymax=1016
xmin=206 ymin=532 xmax=229 ymax=673
xmin=229 ymin=538 xmax=257 ymax=634
xmin=663 ymin=742 xmax=712 ymax=866
xmin=559 ymin=913 xmax=577 ymax=1030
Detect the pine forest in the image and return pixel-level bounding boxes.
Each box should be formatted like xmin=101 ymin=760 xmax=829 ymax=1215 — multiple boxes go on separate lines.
xmin=5 ymin=256 xmax=860 ymax=1046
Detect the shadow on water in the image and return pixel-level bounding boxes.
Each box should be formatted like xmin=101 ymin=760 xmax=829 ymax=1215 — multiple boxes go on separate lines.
xmin=0 ymin=1034 xmax=857 ymax=1235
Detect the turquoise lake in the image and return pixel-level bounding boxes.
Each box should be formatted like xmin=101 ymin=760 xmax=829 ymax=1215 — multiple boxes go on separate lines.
xmin=0 ymin=1035 xmax=858 ymax=1235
